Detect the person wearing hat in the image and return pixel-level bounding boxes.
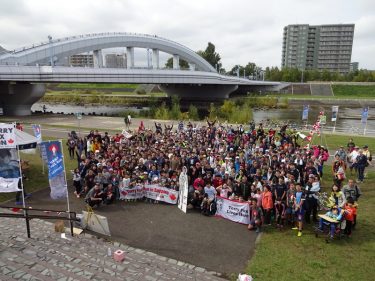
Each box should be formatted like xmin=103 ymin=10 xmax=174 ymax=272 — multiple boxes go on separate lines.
xmin=362 ymin=145 xmax=372 ymax=167
xmin=317 ymin=205 xmax=345 ymax=240
xmin=335 ymin=145 xmax=347 ymax=163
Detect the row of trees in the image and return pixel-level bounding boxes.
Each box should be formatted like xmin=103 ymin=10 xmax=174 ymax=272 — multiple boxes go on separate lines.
xmin=165 ymin=41 xmax=375 ymax=82
xmin=264 ymin=67 xmax=375 ymax=82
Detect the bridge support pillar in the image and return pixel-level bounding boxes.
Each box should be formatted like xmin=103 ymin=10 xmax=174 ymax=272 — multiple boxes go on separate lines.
xmin=0 ymin=83 xmax=45 ymax=116
xmin=173 ymin=55 xmax=180 ymax=70
xmin=189 ymin=63 xmax=196 ymax=71
xmin=126 ymin=47 xmax=135 ymax=69
xmin=93 ymin=50 xmax=103 ymax=68
xmin=159 ymin=84 xmax=238 ymax=100
xmin=152 ymin=49 xmax=159 ymax=69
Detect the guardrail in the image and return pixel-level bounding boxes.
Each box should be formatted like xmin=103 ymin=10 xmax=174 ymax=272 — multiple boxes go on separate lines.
xmin=0 ymin=206 xmax=79 ymax=238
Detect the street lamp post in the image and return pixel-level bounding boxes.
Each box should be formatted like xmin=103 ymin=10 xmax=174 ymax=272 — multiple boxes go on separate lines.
xmin=48 ymin=35 xmax=53 ymax=67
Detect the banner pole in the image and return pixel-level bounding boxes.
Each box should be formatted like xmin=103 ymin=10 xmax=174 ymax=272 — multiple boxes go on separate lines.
xmin=59 ymin=139 xmax=73 ymax=236
xmin=15 ymin=123 xmax=30 ymax=238
xmin=364 ymin=107 xmax=369 ymax=136
xmin=40 ymin=125 xmax=45 ymax=174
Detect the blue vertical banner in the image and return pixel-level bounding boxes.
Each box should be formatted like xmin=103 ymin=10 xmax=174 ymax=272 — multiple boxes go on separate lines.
xmin=331 ymin=106 xmax=339 ymax=122
xmin=40 ymin=141 xmax=67 ymax=199
xmin=31 ymin=124 xmax=42 ymax=144
xmin=361 ymin=106 xmax=369 ymax=124
xmin=302 ymin=105 xmax=309 ymax=121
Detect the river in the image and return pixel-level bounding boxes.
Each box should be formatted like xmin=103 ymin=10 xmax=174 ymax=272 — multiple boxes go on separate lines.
xmin=32 ymin=103 xmax=375 ymax=136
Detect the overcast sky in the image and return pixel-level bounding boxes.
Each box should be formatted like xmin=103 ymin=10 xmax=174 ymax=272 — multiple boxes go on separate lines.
xmin=0 ymin=0 xmax=374 ymax=70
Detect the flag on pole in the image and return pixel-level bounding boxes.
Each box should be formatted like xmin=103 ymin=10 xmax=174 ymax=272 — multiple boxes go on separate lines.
xmin=302 ymin=105 xmax=309 ymax=121
xmin=0 ymin=123 xmax=21 ymax=193
xmin=361 ymin=107 xmax=369 ymax=124
xmin=332 ymin=106 xmax=339 ymax=122
xmin=31 ymin=124 xmax=42 ymax=144
xmin=40 ymin=141 xmax=67 ymax=199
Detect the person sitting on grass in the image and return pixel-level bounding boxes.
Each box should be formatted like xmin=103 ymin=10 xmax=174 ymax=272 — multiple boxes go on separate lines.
xmin=317 ymin=205 xmax=345 ymax=240
xmin=248 ymin=197 xmax=263 ymax=233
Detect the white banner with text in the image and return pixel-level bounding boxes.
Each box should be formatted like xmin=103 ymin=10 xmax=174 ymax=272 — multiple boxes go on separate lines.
xmin=119 ymin=184 xmax=179 ymax=204
xmin=215 ymin=196 xmax=250 ymax=224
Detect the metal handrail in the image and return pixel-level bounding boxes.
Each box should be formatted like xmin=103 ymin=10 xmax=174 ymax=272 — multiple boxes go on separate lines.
xmin=0 ymin=205 xmax=79 ymax=238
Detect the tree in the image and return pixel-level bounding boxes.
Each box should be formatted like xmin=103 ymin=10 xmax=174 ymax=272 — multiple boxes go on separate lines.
xmin=321 ymin=69 xmax=332 ymax=81
xmin=227 ymin=62 xmax=262 ymax=78
xmin=169 ymin=96 xmax=182 ymax=120
xmin=197 ymin=42 xmax=222 ymax=70
xmin=188 ymin=104 xmax=199 ymax=120
xmin=165 ymin=57 xmax=189 ymax=69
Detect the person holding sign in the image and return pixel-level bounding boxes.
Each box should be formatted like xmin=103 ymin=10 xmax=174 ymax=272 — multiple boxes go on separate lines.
xmin=248 ymin=197 xmax=263 ymax=233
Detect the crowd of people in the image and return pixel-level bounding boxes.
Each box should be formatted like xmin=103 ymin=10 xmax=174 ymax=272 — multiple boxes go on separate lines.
xmin=66 ymin=118 xmax=369 ymax=237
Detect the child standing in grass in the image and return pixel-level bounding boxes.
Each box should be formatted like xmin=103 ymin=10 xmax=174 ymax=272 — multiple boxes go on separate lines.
xmin=344 ymin=197 xmax=356 ymax=237
xmin=292 ymin=183 xmax=305 ymax=237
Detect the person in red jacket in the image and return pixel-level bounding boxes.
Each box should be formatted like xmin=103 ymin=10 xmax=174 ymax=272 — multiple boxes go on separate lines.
xmin=262 ymin=185 xmax=273 ymax=225
xmin=344 ymin=197 xmax=356 ymax=237
xmin=193 ymin=175 xmax=205 ymax=190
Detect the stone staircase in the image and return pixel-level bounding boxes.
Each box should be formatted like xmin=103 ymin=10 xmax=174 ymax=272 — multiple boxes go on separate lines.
xmin=0 ymin=216 xmax=226 ymax=281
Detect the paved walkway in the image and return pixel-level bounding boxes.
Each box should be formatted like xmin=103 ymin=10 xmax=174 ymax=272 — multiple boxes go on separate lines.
xmin=0 ymin=212 xmax=227 ymax=281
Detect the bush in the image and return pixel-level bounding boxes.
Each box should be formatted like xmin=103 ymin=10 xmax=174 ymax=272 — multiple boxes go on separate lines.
xmin=155 ymin=102 xmax=170 ymax=120
xmin=135 ymin=88 xmax=147 ymax=95
xmin=169 ymin=96 xmax=182 ymax=120
xmin=188 ymin=104 xmax=199 ymax=120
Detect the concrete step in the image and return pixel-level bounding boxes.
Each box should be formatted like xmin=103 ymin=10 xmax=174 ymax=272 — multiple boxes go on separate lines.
xmin=0 ymin=215 xmax=226 ymax=281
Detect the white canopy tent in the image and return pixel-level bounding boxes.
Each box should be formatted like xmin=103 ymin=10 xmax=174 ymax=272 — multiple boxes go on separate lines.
xmin=15 ymin=129 xmax=38 ymax=150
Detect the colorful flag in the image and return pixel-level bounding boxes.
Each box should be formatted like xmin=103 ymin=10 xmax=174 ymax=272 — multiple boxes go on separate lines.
xmin=361 ymin=107 xmax=369 ymax=124
xmin=40 ymin=141 xmax=67 ymax=199
xmin=332 ymin=106 xmax=339 ymax=122
xmin=31 ymin=124 xmax=42 ymax=143
xmin=302 ymin=105 xmax=309 ymax=121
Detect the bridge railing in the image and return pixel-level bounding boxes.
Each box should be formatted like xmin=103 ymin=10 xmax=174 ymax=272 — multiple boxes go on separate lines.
xmin=9 ymin=32 xmax=199 ymax=57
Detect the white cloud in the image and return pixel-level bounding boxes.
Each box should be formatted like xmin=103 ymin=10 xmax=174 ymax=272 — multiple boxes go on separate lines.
xmin=0 ymin=0 xmax=374 ymax=70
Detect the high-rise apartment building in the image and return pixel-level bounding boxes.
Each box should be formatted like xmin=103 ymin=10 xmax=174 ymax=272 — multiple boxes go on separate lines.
xmin=105 ymin=53 xmax=126 ymax=68
xmin=282 ymin=24 xmax=355 ymax=73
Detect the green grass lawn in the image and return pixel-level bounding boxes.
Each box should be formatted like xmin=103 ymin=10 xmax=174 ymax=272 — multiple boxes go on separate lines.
xmin=0 ymin=138 xmax=76 ymax=203
xmin=245 ymin=138 xmax=375 ymax=281
xmin=332 ymin=85 xmax=375 ymax=98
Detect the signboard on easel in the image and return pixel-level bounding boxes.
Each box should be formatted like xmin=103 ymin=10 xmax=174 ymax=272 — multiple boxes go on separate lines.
xmin=82 ymin=210 xmax=111 ymax=236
